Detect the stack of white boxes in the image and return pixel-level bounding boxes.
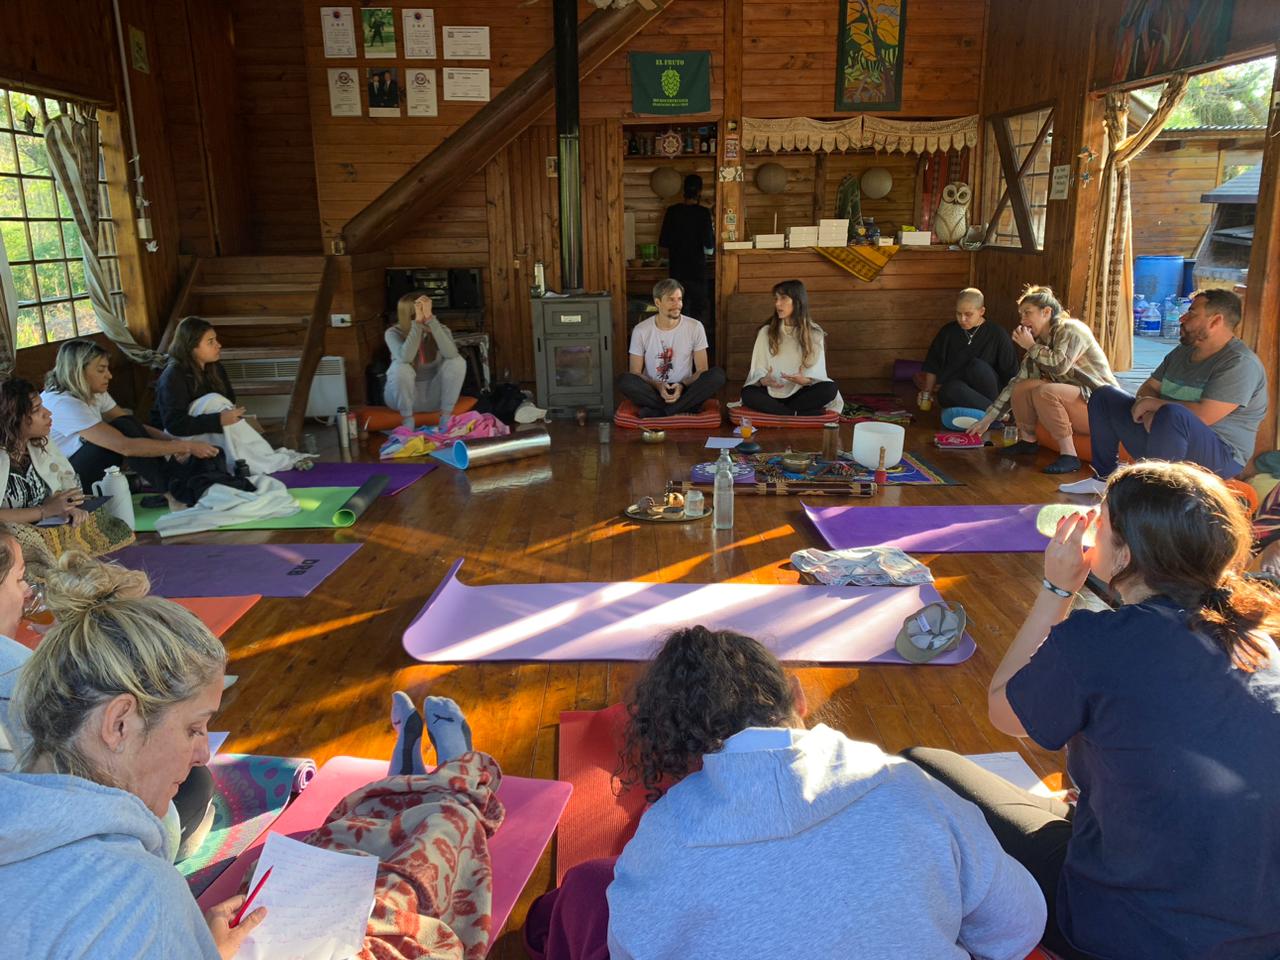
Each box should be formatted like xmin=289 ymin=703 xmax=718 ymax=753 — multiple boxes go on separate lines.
xmin=723 ymin=240 xmax=754 ymax=251
xmin=818 ymin=218 xmax=850 ymax=247
xmin=786 ymin=225 xmax=820 ymax=248
xmin=754 ymin=234 xmax=785 ymax=249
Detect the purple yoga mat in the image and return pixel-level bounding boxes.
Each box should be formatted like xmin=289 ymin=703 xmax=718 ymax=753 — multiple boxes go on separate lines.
xmin=804 ymin=503 xmax=1047 ymax=553
xmin=402 ymin=560 xmax=975 ymax=664
xmin=271 ymin=462 xmax=435 ymax=496
xmin=112 ymin=543 xmax=362 ymax=598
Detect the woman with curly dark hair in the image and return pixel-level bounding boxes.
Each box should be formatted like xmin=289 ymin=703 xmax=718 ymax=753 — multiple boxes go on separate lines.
xmin=0 ymin=379 xmax=88 ymax=527
xmin=525 ymin=626 xmax=1044 ymax=960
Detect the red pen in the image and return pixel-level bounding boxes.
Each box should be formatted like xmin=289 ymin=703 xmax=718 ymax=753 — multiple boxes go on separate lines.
xmin=230 ymin=866 xmax=272 ymax=928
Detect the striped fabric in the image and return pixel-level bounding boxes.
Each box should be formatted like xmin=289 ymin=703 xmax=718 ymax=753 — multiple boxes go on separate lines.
xmin=811 ymin=244 xmax=900 ymax=282
xmin=614 ymin=399 xmax=722 ymax=430
xmin=728 ymin=405 xmax=839 ymax=429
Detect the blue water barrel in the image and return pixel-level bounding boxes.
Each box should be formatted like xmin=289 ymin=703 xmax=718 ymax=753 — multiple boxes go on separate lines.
xmin=1134 ymin=255 xmax=1184 ymax=303
xmin=1181 ymin=259 xmax=1197 ymax=296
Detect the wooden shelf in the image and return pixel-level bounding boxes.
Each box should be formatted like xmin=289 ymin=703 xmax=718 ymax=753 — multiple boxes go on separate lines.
xmin=624 ymin=153 xmax=715 ymax=161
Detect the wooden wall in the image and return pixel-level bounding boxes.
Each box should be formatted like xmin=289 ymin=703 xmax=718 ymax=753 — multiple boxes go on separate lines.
xmin=1130 ymin=137 xmax=1264 ymax=258
xmin=0 ymin=1 xmax=117 ymax=104
xmin=741 ymin=0 xmax=986 ymax=118
xmin=624 ymin=157 xmax=717 ymax=249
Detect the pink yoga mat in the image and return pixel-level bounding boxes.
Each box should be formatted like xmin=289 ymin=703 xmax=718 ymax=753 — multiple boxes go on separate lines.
xmin=272 ymin=461 xmax=435 ymax=495
xmin=196 ymin=756 xmax=572 ymax=952
xmin=112 ymin=543 xmax=361 ymax=598
xmin=402 ymin=560 xmax=976 ymax=664
xmin=805 ymin=503 xmax=1048 ymax=553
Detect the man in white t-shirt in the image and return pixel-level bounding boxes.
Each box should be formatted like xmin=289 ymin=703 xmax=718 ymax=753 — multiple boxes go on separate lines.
xmin=617 ymin=279 xmax=725 ymax=418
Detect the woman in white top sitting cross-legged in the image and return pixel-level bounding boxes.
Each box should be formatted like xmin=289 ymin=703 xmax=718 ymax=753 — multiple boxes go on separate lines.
xmin=740 ymin=279 xmax=843 ymax=416
xmin=384 ymin=293 xmax=467 ymax=431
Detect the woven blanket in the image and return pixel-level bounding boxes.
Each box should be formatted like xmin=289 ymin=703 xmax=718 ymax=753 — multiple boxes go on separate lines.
xmin=812 ymin=244 xmax=900 ymax=282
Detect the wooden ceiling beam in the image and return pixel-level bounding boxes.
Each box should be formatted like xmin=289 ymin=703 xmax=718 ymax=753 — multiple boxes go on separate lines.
xmin=341 ymin=0 xmax=671 ymax=255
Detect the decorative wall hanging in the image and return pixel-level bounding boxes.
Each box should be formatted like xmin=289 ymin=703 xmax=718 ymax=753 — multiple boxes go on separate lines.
xmin=741 ymin=115 xmax=977 ymax=154
xmin=754 ymin=162 xmax=788 ymax=194
xmin=1110 ymin=0 xmax=1235 ymax=84
xmin=630 ymin=52 xmax=712 ymax=115
xmin=836 ymin=0 xmax=907 ymax=111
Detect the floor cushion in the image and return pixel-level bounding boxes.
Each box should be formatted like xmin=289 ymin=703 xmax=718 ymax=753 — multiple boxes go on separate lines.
xmin=729 ymin=404 xmax=840 ymax=428
xmin=355 ymin=395 xmax=479 ymax=432
xmin=1035 ymin=423 xmax=1131 ymax=464
xmin=614 ymin=398 xmax=721 ymax=430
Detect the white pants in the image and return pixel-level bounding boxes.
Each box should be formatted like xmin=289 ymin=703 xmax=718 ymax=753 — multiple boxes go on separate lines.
xmin=184 ymin=393 xmax=310 ymax=475
xmin=384 ymin=356 xmax=467 ymax=421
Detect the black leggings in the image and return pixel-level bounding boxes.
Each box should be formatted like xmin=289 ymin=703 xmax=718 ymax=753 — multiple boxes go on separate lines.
xmin=68 ymin=415 xmax=168 ymax=493
xmin=902 ymin=747 xmax=1092 ymax=959
xmin=937 ymin=358 xmax=1001 ymax=410
xmin=740 ymin=380 xmax=839 ymax=416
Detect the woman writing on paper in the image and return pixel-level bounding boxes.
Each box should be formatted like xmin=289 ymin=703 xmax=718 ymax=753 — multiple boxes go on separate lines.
xmin=384 ymin=293 xmax=467 ymax=431
xmin=739 ymin=280 xmax=843 ymax=417
xmin=153 ymin=317 xmax=310 ymax=475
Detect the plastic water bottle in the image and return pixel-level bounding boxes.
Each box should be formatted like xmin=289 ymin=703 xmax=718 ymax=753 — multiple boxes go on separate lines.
xmin=1132 ymin=294 xmax=1147 ymax=334
xmin=713 ymin=449 xmax=734 ymax=530
xmin=1161 ymin=297 xmax=1182 ymax=339
xmin=1140 ymin=301 xmax=1163 ymax=338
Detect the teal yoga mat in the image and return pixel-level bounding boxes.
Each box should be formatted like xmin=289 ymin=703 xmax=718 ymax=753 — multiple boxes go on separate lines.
xmin=132 ymin=480 xmax=387 ymax=532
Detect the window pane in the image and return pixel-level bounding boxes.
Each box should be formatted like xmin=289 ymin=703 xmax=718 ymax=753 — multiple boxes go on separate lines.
xmin=35 ymin=261 xmax=69 ymax=301
xmin=0 ymin=93 xmax=10 ymax=130
xmin=43 ymin=300 xmax=74 ymax=342
xmin=15 ymin=307 xmax=43 ymax=348
xmin=0 ymin=220 xmax=29 ymax=261
xmin=15 ymin=134 xmax=49 ymax=176
xmin=23 ymin=178 xmax=55 ymax=218
xmin=56 ymin=184 xmax=72 ymax=218
xmin=0 ymin=134 xmax=14 ymax=174
xmin=98 ymin=184 xmax=110 ymax=214
xmin=8 ymin=94 xmax=42 ymax=133
xmin=29 ymin=220 xmax=63 ymax=260
xmin=74 ymin=298 xmax=102 ymax=335
xmin=11 ymin=263 xmax=36 ymax=303
xmin=0 ymin=175 xmax=21 ymax=217
xmin=68 ymin=259 xmax=86 ymax=295
xmin=61 ymin=221 xmax=82 ymax=259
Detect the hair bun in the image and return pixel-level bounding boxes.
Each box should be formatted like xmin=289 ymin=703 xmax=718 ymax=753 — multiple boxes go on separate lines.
xmin=41 ymin=552 xmax=151 ymax=623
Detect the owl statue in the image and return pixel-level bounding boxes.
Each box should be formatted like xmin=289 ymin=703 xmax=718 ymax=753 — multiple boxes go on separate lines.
xmin=934 ymin=182 xmax=972 ymax=245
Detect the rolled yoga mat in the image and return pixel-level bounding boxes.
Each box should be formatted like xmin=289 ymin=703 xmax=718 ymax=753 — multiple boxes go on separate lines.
xmin=132 ymin=479 xmax=387 ymax=531
xmin=271 ymin=461 xmax=434 ymax=495
xmin=429 ymin=426 xmax=551 ymax=470
xmin=112 ymin=543 xmax=362 ymax=598
xmin=402 ymin=559 xmax=976 ymax=664
xmin=804 ymin=503 xmax=1049 ymax=553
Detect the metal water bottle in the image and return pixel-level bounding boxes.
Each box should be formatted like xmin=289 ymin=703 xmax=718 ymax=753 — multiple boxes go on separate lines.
xmin=713 ymin=449 xmax=734 ymax=530
xmin=336 ymin=405 xmax=351 ymax=457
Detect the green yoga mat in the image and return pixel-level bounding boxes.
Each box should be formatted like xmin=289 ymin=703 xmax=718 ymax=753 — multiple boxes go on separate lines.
xmin=132 ymin=485 xmax=370 ymax=532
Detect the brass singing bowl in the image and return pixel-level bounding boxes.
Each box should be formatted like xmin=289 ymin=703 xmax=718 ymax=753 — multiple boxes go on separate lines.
xmin=641 ymin=429 xmax=666 ymax=443
xmin=780 ymin=453 xmax=813 ymax=472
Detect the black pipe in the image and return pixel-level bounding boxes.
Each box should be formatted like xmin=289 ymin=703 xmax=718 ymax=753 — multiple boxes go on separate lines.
xmin=553 ymin=0 xmax=583 ymax=293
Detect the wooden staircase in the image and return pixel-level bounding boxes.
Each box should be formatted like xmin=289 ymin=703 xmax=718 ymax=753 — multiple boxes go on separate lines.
xmin=158 ymin=255 xmax=338 ymax=448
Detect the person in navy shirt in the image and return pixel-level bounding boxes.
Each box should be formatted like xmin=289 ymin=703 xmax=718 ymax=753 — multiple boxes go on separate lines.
xmin=908 ymin=461 xmax=1280 ymax=959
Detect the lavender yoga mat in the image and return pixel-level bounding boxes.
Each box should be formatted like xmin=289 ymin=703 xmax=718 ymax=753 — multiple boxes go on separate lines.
xmin=112 ymin=543 xmax=362 ymax=598
xmin=402 ymin=560 xmax=975 ymax=664
xmin=804 ymin=503 xmax=1047 ymax=553
xmin=271 ymin=461 xmax=435 ymax=496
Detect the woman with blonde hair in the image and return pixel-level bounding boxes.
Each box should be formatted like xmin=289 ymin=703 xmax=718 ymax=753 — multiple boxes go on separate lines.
xmin=740 ymin=279 xmax=842 ymax=416
xmin=40 ymin=339 xmax=220 ymax=494
xmin=966 ymin=286 xmax=1117 ymax=475
xmin=384 ymin=293 xmax=467 ymax=430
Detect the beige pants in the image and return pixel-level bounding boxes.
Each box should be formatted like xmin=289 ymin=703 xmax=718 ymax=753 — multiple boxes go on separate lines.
xmin=1010 ymin=379 xmax=1089 ymax=443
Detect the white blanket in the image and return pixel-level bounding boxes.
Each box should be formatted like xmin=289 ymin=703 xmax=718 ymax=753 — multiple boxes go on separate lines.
xmin=153 ymin=475 xmax=299 ymax=538
xmin=186 ymin=393 xmax=312 ymax=475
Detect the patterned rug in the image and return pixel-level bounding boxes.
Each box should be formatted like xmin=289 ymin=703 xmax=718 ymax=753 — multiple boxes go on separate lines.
xmin=692 ymin=451 xmax=959 ymax=486
xmin=179 ymin=752 xmax=317 ymax=896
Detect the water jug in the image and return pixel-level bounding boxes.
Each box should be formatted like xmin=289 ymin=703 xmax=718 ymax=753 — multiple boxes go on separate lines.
xmin=91 ymin=465 xmax=136 ymax=529
xmin=1132 ymin=294 xmax=1147 ymax=333
xmin=713 ymin=449 xmax=734 ymax=530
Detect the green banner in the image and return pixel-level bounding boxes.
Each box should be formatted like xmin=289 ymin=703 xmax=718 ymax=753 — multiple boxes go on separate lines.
xmin=630 ymin=52 xmax=711 ymax=115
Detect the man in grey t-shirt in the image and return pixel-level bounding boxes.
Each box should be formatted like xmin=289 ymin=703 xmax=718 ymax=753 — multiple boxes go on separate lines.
xmin=1060 ymin=289 xmax=1267 ymax=495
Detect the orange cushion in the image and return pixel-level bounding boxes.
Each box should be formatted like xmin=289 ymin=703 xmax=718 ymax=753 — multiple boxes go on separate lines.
xmin=728 ymin=405 xmax=840 ymax=428
xmin=1225 ymin=477 xmax=1259 ymax=517
xmin=614 ymin=398 xmax=722 ymax=430
xmin=1034 ymin=423 xmax=1132 ymax=464
xmin=353 ymin=396 xmax=478 ymax=432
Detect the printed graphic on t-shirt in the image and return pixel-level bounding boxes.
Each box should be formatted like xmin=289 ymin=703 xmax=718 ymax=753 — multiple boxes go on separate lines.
xmin=1160 ymin=378 xmax=1204 ymax=402
xmin=657 ymin=347 xmax=674 ymax=382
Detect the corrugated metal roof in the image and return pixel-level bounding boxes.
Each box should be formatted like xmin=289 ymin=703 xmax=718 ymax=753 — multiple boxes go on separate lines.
xmin=1201 ymin=164 xmax=1261 ymax=204
xmin=1164 ymin=123 xmax=1266 ymax=133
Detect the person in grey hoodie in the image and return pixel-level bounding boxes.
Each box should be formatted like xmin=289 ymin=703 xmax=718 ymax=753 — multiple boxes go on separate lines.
xmin=585 ymin=626 xmax=1045 ymax=960
xmin=0 ymin=552 xmax=264 ymax=959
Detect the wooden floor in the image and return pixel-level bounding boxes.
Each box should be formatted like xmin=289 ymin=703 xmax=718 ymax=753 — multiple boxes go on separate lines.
xmin=208 ymin=391 xmax=1088 ymax=958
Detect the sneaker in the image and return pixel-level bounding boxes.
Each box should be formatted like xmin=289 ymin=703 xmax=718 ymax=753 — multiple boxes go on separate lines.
xmin=1058 ymin=476 xmax=1107 ymax=496
xmin=515 ymin=401 xmax=548 ymax=424
xmin=1043 ymin=455 xmax=1082 ymax=475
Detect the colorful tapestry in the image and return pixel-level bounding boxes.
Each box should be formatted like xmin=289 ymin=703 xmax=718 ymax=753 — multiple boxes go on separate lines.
xmin=630 ymin=52 xmax=712 ymax=115
xmin=813 ymin=244 xmax=900 ymax=282
xmin=1111 ymin=0 xmax=1235 ymax=84
xmin=179 ymin=753 xmax=316 ymax=896
xmin=836 ymin=0 xmax=907 ymax=110
xmin=841 ymin=392 xmax=912 ymax=424
xmin=692 ymin=451 xmax=957 ymax=486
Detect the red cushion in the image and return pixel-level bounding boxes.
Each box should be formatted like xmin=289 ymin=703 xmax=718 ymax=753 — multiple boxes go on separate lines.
xmin=353 ymin=396 xmax=479 ymax=432
xmin=614 ymin=398 xmax=722 ymax=430
xmin=729 ymin=405 xmax=840 ymax=428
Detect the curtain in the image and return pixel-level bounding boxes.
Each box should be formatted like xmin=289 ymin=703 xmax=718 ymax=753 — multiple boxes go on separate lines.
xmin=0 ymin=231 xmax=17 ymax=378
xmin=43 ymin=103 xmax=165 ymax=367
xmin=1084 ymin=75 xmax=1188 ymax=372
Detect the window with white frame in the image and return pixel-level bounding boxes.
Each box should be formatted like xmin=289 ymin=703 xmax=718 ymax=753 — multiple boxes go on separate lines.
xmin=0 ymin=88 xmax=123 ymax=348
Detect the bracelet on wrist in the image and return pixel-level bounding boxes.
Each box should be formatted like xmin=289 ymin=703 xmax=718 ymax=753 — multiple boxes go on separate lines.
xmin=1042 ymin=578 xmax=1074 ymax=598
